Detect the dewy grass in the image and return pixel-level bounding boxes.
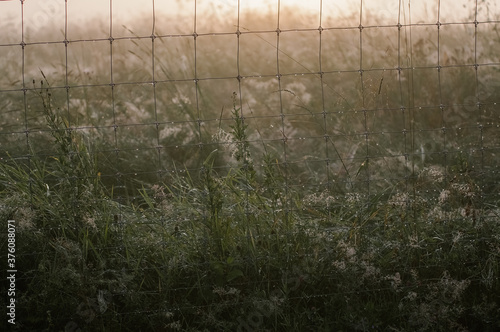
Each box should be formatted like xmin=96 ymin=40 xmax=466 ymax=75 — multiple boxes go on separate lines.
xmin=1 ymin=7 xmax=500 ymax=332
xmin=1 ymin=89 xmax=498 ymax=331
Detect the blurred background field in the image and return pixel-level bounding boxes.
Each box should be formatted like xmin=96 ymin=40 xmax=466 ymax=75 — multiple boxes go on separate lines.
xmin=1 ymin=3 xmax=499 ymax=199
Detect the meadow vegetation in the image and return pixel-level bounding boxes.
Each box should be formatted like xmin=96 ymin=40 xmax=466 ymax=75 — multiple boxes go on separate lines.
xmin=1 ymin=5 xmax=500 ymax=331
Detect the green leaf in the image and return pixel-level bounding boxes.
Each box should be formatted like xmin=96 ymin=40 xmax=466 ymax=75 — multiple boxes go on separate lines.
xmin=226 ymin=268 xmax=244 ymax=282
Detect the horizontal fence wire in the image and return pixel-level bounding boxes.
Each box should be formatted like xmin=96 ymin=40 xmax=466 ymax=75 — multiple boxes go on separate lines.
xmin=1 ymin=0 xmax=500 ymax=330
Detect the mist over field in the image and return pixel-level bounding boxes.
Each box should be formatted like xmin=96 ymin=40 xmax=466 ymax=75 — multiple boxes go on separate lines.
xmin=1 ymin=1 xmax=498 ymax=191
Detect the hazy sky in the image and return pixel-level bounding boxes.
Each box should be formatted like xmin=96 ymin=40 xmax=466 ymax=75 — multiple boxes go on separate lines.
xmin=0 ymin=0 xmax=486 ymax=44
xmin=0 ymin=0 xmax=477 ymax=25
xmin=1 ymin=0 xmax=353 ymax=20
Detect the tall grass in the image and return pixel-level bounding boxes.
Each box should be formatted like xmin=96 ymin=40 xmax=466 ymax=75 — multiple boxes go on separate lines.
xmin=1 ymin=8 xmax=499 ymax=199
xmin=1 ymin=5 xmax=500 ymax=332
xmin=1 ymin=80 xmax=499 ymax=330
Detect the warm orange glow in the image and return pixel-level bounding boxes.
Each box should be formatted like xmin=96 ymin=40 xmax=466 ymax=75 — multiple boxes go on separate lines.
xmin=0 ymin=0 xmax=479 ymax=31
xmin=238 ymin=0 xmax=354 ymax=14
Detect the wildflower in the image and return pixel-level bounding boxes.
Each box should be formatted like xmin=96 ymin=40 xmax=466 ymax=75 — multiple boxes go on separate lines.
xmin=427 ymin=206 xmax=446 ymax=222
xmin=163 ymin=311 xmax=174 ymax=319
xmin=212 ymin=128 xmax=233 ymax=145
xmin=15 ymin=207 xmax=36 ymax=231
xmin=388 ymin=191 xmax=409 ymax=208
xmin=361 ymin=260 xmax=380 ymax=279
xmin=346 ymin=246 xmax=356 ymax=260
xmin=452 ymin=231 xmax=462 ymax=244
xmin=302 ymin=190 xmax=336 ymax=207
xmin=408 ymin=234 xmax=422 ymax=248
xmin=398 ymin=291 xmax=418 ymax=310
xmin=83 ymin=214 xmax=97 ymax=230
xmin=439 ymin=271 xmax=470 ymax=301
xmin=166 ymin=321 xmax=182 ymax=330
xmin=213 ymin=286 xmax=240 ymax=297
xmin=451 ymin=182 xmax=477 ymax=199
xmin=387 ymin=272 xmax=402 ymax=291
xmin=346 ymin=193 xmax=361 ymax=205
xmin=332 ymin=260 xmax=346 ymax=271
xmin=438 ymin=189 xmax=450 ymax=205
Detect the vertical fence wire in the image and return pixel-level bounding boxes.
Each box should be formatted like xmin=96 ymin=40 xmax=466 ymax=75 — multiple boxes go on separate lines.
xmin=318 ymin=0 xmax=331 ymax=223
xmin=19 ymin=0 xmax=32 ymax=208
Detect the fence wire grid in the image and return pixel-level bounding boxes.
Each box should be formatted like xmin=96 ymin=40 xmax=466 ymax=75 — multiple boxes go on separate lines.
xmin=1 ymin=0 xmax=500 ymax=331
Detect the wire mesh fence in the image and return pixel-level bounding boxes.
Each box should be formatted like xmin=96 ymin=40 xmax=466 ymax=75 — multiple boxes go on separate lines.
xmin=1 ymin=0 xmax=500 ymax=330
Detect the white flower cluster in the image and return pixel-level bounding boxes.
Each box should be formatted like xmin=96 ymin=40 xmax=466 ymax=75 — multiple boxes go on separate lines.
xmin=388 ymin=191 xmax=409 ymax=208
xmin=302 ymin=190 xmax=336 ymax=207
xmin=212 ymin=286 xmax=240 ymax=297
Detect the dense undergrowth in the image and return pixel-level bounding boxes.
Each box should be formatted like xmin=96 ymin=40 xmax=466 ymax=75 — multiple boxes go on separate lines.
xmin=1 ymin=85 xmax=499 ymax=331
